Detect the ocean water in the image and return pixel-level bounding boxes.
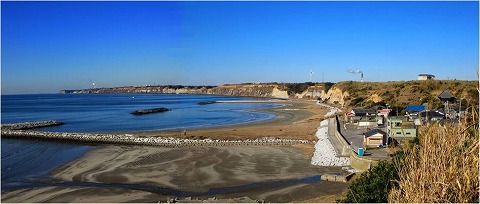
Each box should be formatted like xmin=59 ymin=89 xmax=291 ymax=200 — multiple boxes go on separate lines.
xmin=1 ymin=139 xmax=95 ymax=186
xmin=1 ymin=94 xmax=279 ymax=193
xmin=1 ymin=94 xmax=278 ymax=132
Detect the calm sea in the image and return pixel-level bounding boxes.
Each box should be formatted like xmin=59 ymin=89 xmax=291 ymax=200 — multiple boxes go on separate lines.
xmin=1 ymin=94 xmax=279 ymax=191
xmin=1 ymin=94 xmax=278 ymax=132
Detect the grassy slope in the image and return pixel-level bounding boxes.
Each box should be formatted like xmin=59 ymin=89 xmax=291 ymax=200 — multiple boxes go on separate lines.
xmin=333 ymin=80 xmax=478 ymax=109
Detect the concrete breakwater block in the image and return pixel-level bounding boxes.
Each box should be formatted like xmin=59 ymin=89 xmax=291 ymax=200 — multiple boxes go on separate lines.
xmin=130 ymin=107 xmax=170 ymax=115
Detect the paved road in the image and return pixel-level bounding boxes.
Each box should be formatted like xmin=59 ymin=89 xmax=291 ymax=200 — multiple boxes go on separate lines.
xmin=327 ymin=118 xmax=350 ymax=157
xmin=337 ymin=119 xmax=391 ymax=160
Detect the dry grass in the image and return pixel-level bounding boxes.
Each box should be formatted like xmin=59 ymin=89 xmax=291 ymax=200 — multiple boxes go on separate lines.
xmin=335 ymin=80 xmax=478 ymax=108
xmin=388 ymin=107 xmax=479 ymax=202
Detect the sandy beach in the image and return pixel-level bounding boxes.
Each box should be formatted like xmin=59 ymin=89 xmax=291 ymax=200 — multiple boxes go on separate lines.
xmin=2 ymin=99 xmax=349 ymax=203
xmin=2 ymin=145 xmax=348 ymax=203
xmin=126 ymin=99 xmax=328 ymax=141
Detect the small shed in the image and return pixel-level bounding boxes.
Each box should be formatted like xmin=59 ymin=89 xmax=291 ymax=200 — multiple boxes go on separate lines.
xmin=364 ymin=129 xmax=387 ymax=147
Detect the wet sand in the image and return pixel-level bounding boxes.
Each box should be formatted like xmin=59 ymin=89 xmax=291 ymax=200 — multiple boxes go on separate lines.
xmin=2 ymin=99 xmax=349 ymax=202
xmin=2 ymin=145 xmax=348 ymax=203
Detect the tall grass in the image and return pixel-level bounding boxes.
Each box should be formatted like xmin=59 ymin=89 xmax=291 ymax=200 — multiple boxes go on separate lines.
xmin=389 ymin=107 xmax=479 ymax=202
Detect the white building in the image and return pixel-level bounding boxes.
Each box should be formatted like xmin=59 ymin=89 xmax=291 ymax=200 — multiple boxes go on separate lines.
xmin=418 ymin=74 xmax=435 ymax=80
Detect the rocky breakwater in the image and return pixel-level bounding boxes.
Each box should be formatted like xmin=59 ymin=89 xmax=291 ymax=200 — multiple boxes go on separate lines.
xmin=197 ymin=101 xmax=217 ymax=105
xmin=130 ymin=107 xmax=170 ymax=115
xmin=311 ymin=102 xmax=350 ymax=166
xmin=1 ymin=129 xmax=312 ymax=147
xmin=1 ymin=120 xmax=64 ymax=130
xmin=1 ymin=120 xmax=311 ymax=147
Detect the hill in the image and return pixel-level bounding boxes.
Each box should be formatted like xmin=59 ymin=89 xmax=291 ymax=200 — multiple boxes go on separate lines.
xmin=61 ymin=80 xmax=478 ymax=110
xmin=330 ymin=80 xmax=478 ymax=110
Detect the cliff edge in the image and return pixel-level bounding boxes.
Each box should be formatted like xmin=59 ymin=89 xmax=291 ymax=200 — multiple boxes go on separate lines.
xmin=60 ymin=80 xmax=478 ymax=109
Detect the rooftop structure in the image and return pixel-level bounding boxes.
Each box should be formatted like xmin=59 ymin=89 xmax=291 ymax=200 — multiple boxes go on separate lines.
xmin=438 ymin=89 xmax=456 ymax=103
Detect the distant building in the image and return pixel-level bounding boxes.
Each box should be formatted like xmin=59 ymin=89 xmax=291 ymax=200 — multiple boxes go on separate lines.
xmin=418 ymin=110 xmax=445 ymax=123
xmin=387 ymin=117 xmax=418 ymax=142
xmin=364 ymin=129 xmax=387 ymax=147
xmin=377 ymin=109 xmax=392 ymax=125
xmin=348 ymin=109 xmax=377 ymax=116
xmin=347 ymin=109 xmax=377 ymax=127
xmin=405 ymin=105 xmax=425 ymax=113
xmin=438 ymin=89 xmax=456 ymax=118
xmin=438 ymin=89 xmax=456 ymax=103
xmin=418 ymin=74 xmax=435 ymax=80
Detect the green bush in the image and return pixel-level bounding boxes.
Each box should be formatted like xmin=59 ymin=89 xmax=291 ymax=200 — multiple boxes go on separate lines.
xmin=286 ymin=82 xmax=314 ymax=94
xmin=338 ymin=160 xmax=399 ymax=203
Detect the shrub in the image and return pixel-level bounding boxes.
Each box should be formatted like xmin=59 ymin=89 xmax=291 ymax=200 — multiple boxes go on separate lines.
xmin=338 ymin=160 xmax=399 ymax=203
xmin=351 ymin=97 xmax=365 ymax=106
xmin=286 ymin=82 xmax=314 ymax=94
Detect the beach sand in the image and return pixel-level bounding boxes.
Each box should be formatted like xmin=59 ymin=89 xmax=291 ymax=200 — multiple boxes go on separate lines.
xmin=2 ymin=99 xmax=349 ymax=202
xmin=2 ymin=145 xmax=348 ymax=203
xmin=124 ymin=99 xmax=328 ymax=142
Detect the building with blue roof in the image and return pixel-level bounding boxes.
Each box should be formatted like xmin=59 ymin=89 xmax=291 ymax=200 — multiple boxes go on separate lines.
xmin=405 ymin=105 xmax=425 ymax=113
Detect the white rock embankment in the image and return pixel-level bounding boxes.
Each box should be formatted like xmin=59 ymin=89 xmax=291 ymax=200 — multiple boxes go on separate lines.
xmin=311 ymin=102 xmax=350 ymax=166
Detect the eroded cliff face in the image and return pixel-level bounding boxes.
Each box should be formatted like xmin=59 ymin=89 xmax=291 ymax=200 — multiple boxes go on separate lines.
xmin=291 ymin=85 xmax=349 ymax=106
xmin=61 ymin=83 xmax=351 ymax=102
xmin=209 ymin=84 xmax=289 ymax=99
xmin=61 ymin=84 xmax=291 ymax=99
xmin=321 ymin=87 xmax=349 ymax=106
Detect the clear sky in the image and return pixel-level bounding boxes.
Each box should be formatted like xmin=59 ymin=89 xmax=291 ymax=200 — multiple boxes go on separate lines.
xmin=1 ymin=1 xmax=479 ymax=94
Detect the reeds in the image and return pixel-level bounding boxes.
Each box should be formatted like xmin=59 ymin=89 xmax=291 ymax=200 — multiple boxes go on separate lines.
xmin=389 ymin=107 xmax=479 ymax=202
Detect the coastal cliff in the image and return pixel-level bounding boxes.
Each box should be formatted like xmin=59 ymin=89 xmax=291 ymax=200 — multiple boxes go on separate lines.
xmin=60 ymin=84 xmax=293 ymax=99
xmin=61 ymin=80 xmax=478 ymax=108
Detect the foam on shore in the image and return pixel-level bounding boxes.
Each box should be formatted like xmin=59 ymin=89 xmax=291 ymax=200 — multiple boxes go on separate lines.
xmin=311 ymin=102 xmax=350 ymax=166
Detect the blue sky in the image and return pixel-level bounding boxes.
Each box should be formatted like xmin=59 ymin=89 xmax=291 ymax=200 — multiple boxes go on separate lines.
xmin=1 ymin=1 xmax=479 ymax=94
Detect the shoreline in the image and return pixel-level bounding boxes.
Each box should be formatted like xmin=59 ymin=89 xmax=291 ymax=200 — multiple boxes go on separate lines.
xmin=122 ymin=99 xmax=327 ymax=142
xmin=1 ymin=99 xmax=348 ymax=203
xmin=2 ymin=99 xmax=326 ymax=146
xmin=2 ymin=100 xmax=325 ymax=147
